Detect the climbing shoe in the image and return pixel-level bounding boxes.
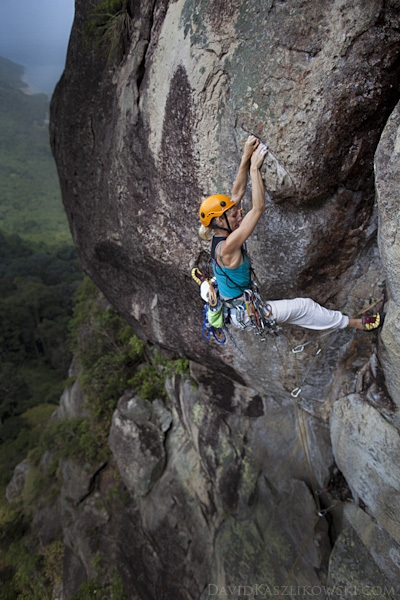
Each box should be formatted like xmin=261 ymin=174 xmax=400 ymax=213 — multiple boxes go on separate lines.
xmin=362 ymin=312 xmax=385 ymax=331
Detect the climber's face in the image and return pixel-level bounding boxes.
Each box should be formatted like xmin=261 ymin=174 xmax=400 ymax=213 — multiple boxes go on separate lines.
xmin=214 ymin=205 xmax=242 ymax=233
xmin=225 ymin=206 xmax=243 ymax=230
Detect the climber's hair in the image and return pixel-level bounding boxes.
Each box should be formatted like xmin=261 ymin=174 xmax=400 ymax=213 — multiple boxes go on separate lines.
xmin=198 ymin=223 xmax=214 ymax=241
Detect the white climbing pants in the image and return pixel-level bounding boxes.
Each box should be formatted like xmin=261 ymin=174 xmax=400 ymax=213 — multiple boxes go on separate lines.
xmin=267 ymin=297 xmax=349 ymax=331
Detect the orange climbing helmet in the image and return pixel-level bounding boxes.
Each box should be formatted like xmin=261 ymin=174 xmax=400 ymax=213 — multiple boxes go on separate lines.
xmin=199 ymin=194 xmax=236 ymax=226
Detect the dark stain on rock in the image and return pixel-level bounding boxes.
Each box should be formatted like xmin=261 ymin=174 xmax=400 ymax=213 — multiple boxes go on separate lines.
xmin=94 ymin=241 xmax=134 ymax=276
xmin=244 ymin=395 xmax=264 ymax=417
xmin=193 ymin=364 xmax=259 ymax=415
xmin=195 ymin=368 xmax=236 ymax=413
xmin=161 ymin=66 xmax=197 ymax=183
xmin=219 ymin=458 xmax=241 ymax=512
xmin=161 ymin=65 xmax=201 ymax=206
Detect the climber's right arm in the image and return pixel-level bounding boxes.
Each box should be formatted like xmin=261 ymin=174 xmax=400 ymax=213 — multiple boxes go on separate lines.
xmin=222 ymin=144 xmax=268 ymax=258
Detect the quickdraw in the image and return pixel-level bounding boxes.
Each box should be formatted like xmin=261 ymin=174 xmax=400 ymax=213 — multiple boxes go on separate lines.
xmin=243 ymin=283 xmax=280 ymax=336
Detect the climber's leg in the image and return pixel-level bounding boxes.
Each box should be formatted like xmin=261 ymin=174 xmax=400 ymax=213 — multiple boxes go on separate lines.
xmin=267 ymin=298 xmax=349 ymax=330
xmin=348 ymin=317 xmax=364 ymax=330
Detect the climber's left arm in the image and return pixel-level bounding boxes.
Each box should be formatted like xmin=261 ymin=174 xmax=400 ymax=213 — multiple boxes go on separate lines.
xmin=231 ymin=135 xmax=259 ymax=205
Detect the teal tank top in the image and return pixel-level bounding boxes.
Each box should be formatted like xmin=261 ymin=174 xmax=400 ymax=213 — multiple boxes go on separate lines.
xmin=213 ymin=252 xmax=251 ymax=299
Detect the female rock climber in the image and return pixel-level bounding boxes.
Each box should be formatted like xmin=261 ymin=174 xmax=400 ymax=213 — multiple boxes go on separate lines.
xmin=198 ymin=135 xmax=383 ymax=332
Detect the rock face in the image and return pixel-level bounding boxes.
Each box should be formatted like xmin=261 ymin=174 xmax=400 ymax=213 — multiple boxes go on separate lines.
xmin=331 ymin=393 xmax=400 ymax=544
xmin=375 ymin=101 xmax=400 ymax=411
xmin=108 ymin=393 xmax=169 ymax=497
xmin=49 ymin=0 xmax=400 ymax=598
xmin=6 ymin=458 xmax=30 ymax=503
xmin=51 ymin=0 xmax=400 ymax=369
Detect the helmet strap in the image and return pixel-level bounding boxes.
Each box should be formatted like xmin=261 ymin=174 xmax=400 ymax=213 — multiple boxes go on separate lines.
xmin=209 ymin=213 xmax=232 ymax=234
xmin=223 ymin=212 xmax=233 ymax=234
xmin=210 ymin=223 xmax=230 ymax=233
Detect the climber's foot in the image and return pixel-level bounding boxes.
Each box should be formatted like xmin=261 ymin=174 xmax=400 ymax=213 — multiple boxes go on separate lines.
xmin=362 ymin=312 xmax=385 ymax=331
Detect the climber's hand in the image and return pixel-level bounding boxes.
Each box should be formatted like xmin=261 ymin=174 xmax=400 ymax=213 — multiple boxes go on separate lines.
xmin=243 ymin=135 xmax=259 ymax=160
xmin=250 ymin=143 xmax=268 ymax=169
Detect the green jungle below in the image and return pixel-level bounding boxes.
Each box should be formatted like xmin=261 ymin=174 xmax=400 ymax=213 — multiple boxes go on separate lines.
xmin=0 ymin=55 xmax=189 ymax=598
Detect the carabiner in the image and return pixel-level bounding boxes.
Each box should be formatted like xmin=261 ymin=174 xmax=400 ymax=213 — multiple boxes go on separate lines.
xmin=291 ymin=387 xmax=302 ymax=398
xmin=292 ymin=344 xmax=305 ymax=353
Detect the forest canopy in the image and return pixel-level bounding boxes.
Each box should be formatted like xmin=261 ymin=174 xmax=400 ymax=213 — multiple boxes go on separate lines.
xmin=0 ymin=57 xmax=83 ymax=477
xmin=0 ymin=56 xmax=70 ymax=245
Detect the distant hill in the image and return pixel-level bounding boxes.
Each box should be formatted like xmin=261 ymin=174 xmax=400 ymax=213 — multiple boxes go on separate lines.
xmin=0 ymin=56 xmax=71 ymax=245
xmin=0 ymin=56 xmax=28 ymax=89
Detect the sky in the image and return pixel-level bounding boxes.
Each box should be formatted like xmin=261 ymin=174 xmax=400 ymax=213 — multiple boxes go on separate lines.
xmin=0 ymin=0 xmax=75 ymax=97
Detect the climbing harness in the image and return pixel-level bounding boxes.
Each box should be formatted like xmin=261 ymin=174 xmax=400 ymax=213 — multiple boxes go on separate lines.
xmin=191 ymin=265 xmax=279 ymax=349
xmin=207 ymin=237 xmax=280 ymax=344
